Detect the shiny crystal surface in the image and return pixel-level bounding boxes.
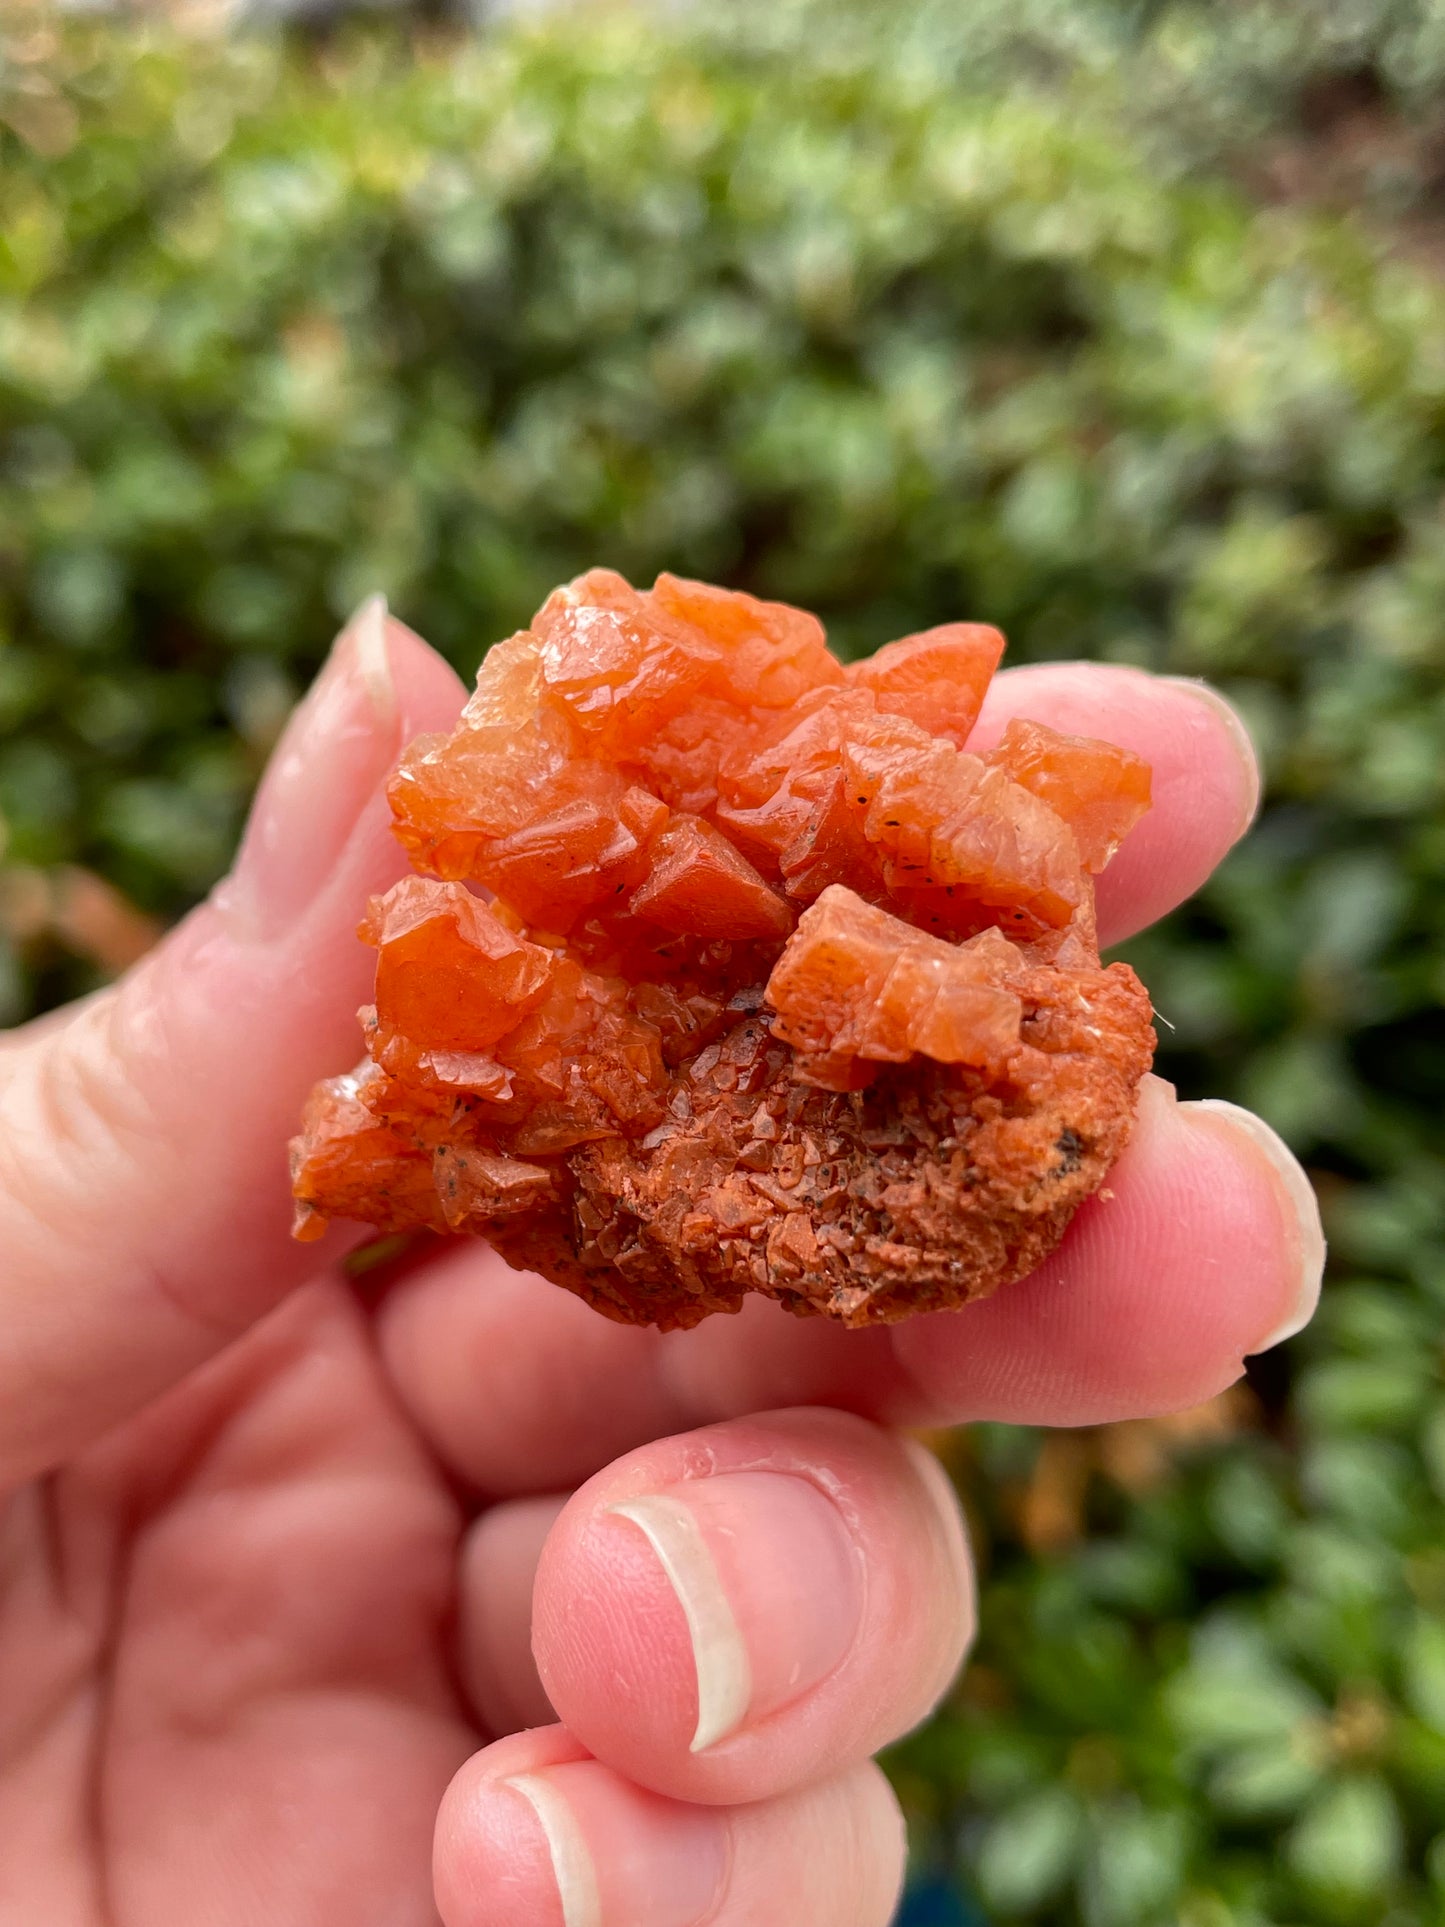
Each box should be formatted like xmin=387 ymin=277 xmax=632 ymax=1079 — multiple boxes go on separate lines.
xmin=292 ymin=572 xmax=1155 ymax=1328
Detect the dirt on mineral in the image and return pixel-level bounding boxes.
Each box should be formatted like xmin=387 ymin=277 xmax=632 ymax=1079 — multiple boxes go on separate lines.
xmin=291 ymin=572 xmax=1156 ymax=1329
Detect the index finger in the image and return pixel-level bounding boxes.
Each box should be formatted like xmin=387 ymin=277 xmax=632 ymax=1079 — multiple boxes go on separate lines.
xmin=378 ymin=1071 xmax=1323 ymax=1497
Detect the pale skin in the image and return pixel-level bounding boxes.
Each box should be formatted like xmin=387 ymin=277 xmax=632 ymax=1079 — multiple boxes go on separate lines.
xmin=0 ymin=605 xmax=1324 ymax=1926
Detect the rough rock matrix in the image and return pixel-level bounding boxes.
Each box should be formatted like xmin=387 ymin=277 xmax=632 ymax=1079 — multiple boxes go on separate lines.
xmin=292 ymin=571 xmax=1156 ymax=1329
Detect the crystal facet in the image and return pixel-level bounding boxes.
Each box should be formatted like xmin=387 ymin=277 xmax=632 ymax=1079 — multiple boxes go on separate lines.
xmin=292 ymin=572 xmax=1156 ymax=1328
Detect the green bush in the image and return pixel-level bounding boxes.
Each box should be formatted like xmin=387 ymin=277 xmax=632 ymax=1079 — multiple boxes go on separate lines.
xmin=2 ymin=6 xmax=1444 ymax=1920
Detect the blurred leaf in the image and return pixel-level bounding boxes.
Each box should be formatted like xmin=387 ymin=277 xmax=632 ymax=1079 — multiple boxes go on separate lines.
xmin=975 ymin=1786 xmax=1082 ymax=1914
xmin=1286 ymin=1774 xmax=1404 ymax=1901
xmin=1207 ymin=1738 xmax=1324 ymax=1820
xmin=1078 ymin=1801 xmax=1189 ymax=1927
xmin=1167 ymin=1621 xmax=1324 ymax=1752
xmin=1403 ymin=1616 xmax=1445 ymax=1735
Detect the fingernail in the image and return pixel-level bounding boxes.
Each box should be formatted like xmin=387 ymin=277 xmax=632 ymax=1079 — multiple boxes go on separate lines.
xmin=349 ymin=591 xmax=397 ymax=719
xmin=504 ymin=1761 xmax=728 ymax=1927
xmin=504 ymin=1776 xmax=603 ymax=1927
xmin=609 ymin=1470 xmax=863 ymax=1752
xmin=216 ymin=596 xmax=397 ymax=943
xmin=1185 ymin=1099 xmax=1326 ymax=1352
xmin=1160 ymin=676 xmax=1262 ymax=834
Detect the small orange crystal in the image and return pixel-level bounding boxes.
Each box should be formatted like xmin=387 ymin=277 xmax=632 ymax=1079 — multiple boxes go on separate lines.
xmin=292 ymin=571 xmax=1156 ymax=1328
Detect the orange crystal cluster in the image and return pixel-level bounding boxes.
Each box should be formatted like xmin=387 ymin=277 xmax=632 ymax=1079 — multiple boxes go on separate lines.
xmin=291 ymin=571 xmax=1156 ymax=1328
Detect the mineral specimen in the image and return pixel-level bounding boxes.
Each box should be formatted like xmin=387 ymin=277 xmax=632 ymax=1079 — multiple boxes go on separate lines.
xmin=291 ymin=571 xmax=1156 ymax=1328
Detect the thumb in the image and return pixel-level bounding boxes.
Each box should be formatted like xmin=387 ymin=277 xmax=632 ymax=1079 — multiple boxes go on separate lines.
xmin=0 ymin=600 xmax=465 ymax=1486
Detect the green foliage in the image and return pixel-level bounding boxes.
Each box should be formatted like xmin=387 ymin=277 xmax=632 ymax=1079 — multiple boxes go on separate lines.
xmin=3 ymin=5 xmax=1445 ymax=1921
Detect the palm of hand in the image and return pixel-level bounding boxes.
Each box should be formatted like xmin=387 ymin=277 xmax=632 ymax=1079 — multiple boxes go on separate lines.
xmin=1 ymin=1285 xmax=469 ymax=1926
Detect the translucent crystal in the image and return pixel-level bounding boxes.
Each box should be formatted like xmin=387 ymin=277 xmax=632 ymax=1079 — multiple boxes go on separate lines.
xmin=292 ymin=572 xmax=1156 ymax=1328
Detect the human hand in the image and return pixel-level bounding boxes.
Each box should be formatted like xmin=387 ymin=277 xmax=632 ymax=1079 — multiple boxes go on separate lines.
xmin=0 ymin=604 xmax=1323 ymax=1925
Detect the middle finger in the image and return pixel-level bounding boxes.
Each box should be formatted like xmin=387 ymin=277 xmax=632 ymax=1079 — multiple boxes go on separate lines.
xmin=376 ymin=1078 xmax=1322 ymax=1496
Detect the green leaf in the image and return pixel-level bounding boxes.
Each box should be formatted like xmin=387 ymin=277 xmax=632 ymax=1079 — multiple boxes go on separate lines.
xmin=1287 ymin=1775 xmax=1403 ymax=1899
xmin=1298 ymin=1358 xmax=1434 ymax=1434
xmin=1422 ymin=1406 xmax=1445 ymax=1504
xmin=1300 ymin=1437 xmax=1415 ymax=1538
xmin=1403 ymin=1617 xmax=1445 ymax=1735
xmin=1166 ymin=1621 xmax=1323 ymax=1753
xmin=1207 ymin=1739 xmax=1323 ymax=1820
xmin=1079 ymin=1802 xmax=1189 ymax=1927
xmin=975 ymin=1786 xmax=1082 ymax=1914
